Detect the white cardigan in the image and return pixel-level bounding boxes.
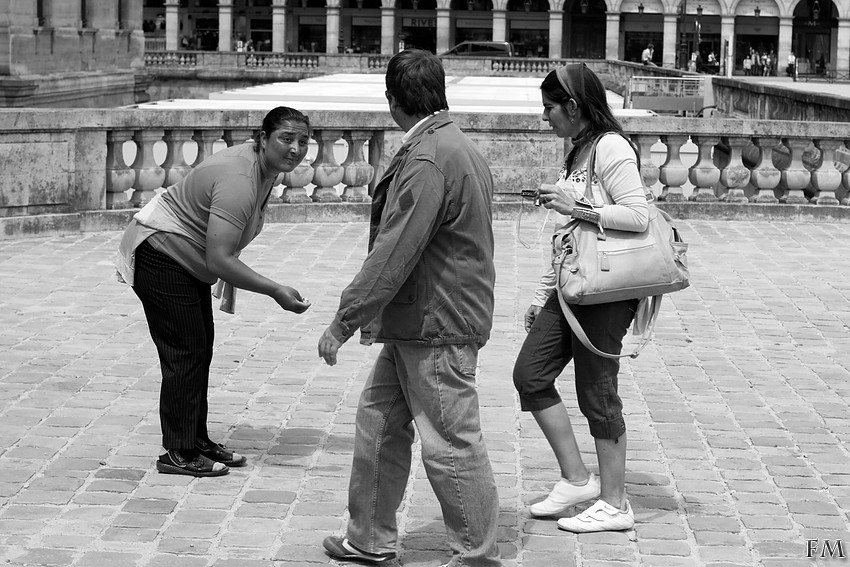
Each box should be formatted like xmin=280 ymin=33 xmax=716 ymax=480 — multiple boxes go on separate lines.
xmin=532 ymin=133 xmax=650 ymax=307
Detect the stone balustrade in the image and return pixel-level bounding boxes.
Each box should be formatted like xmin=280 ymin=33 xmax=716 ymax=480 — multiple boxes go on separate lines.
xmin=1 ymin=109 xmax=849 ymax=238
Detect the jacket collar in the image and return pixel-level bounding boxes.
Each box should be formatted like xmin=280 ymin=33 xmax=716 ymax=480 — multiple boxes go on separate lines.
xmin=401 ymin=111 xmax=452 ymax=148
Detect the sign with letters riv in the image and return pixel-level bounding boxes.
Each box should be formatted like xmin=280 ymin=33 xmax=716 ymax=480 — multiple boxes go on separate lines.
xmin=402 ymin=17 xmax=436 ymax=27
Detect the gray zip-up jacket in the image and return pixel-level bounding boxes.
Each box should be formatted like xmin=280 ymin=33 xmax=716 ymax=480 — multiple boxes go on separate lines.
xmin=328 ymin=112 xmax=496 ymax=347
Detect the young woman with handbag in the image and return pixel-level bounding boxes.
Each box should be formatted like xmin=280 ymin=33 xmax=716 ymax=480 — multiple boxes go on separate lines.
xmin=512 ymin=63 xmax=649 ymax=533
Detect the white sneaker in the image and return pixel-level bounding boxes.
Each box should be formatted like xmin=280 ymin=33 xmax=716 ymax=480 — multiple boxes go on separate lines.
xmin=557 ymin=499 xmax=635 ymax=533
xmin=529 ymin=473 xmax=601 ymax=517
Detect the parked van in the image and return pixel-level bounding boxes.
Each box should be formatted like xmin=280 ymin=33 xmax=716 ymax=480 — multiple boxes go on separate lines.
xmin=439 ymin=41 xmax=515 ymax=58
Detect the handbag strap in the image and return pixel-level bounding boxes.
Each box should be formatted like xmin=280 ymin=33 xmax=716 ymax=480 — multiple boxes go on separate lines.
xmin=555 ymin=291 xmax=662 ymax=359
xmin=584 ymin=132 xmax=644 ymax=203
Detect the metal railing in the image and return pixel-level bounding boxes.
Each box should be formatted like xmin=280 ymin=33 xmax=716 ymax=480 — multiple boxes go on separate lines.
xmin=625 ymin=76 xmax=706 ymax=116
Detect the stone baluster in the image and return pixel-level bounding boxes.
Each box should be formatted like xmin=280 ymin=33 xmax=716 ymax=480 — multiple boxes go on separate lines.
xmin=161 ymin=129 xmax=193 ymax=189
xmin=192 ymin=130 xmax=223 ymax=166
xmin=781 ymin=137 xmax=812 ymax=204
xmin=658 ymin=135 xmax=689 ymax=202
xmin=129 ymin=130 xmax=166 ymax=207
xmin=630 ymin=134 xmax=659 ymax=197
xmin=105 ymin=130 xmax=135 ymax=209
xmin=811 ymin=139 xmax=841 ymax=205
xmin=689 ymin=135 xmax=721 ymax=202
xmin=719 ymin=137 xmax=751 ymax=203
xmin=310 ymin=129 xmax=344 ymax=202
xmin=340 ymin=131 xmax=374 ymax=202
xmin=224 ymin=128 xmax=255 ymax=147
xmin=842 ymin=141 xmax=850 ymax=206
xmin=279 ymin=161 xmax=314 ymax=203
xmin=750 ymin=137 xmax=781 ymax=203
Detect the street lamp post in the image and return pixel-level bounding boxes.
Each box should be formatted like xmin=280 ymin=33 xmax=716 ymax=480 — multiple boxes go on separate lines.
xmin=678 ymin=0 xmax=688 ymax=70
xmin=678 ymin=1 xmax=702 ymax=71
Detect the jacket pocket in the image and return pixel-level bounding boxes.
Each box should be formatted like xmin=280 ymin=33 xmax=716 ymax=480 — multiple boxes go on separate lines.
xmin=390 ymin=276 xmax=417 ymax=304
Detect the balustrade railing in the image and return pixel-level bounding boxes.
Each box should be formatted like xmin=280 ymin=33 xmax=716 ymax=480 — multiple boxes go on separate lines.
xmin=91 ymin=119 xmax=850 ymax=209
xmin=245 ymin=52 xmax=321 ymax=69
xmin=1 ymin=111 xmax=849 ymax=234
xmin=101 ymin=124 xmax=380 ymax=208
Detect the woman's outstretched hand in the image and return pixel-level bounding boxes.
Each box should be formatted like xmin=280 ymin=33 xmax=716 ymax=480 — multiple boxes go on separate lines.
xmin=272 ymin=286 xmax=311 ymax=313
xmin=537 ymin=184 xmax=576 ymax=216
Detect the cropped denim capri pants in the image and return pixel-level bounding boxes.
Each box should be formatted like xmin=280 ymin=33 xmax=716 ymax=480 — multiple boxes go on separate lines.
xmin=513 ymin=293 xmax=637 ymax=440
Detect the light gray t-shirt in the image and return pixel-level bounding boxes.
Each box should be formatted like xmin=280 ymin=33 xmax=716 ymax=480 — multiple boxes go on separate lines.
xmin=149 ymin=142 xmax=274 ymax=283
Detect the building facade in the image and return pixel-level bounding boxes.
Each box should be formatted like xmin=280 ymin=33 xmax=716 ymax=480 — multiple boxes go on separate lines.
xmin=143 ymin=0 xmax=850 ymax=75
xmin=0 ymin=0 xmax=145 ymax=106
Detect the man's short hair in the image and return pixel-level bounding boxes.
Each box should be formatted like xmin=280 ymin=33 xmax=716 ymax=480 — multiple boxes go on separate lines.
xmin=647 ymin=43 xmax=654 ymax=49
xmin=386 ymin=49 xmax=449 ymax=117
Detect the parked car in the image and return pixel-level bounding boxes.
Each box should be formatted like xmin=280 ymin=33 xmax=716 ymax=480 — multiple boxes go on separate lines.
xmin=439 ymin=41 xmax=515 ymax=58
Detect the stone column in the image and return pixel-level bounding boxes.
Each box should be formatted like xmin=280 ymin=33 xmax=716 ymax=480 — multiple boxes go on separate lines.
xmin=812 ymin=139 xmax=842 ymax=204
xmin=750 ymin=137 xmax=781 ymax=203
xmin=165 ymin=0 xmax=180 ymax=51
xmin=88 ymin=0 xmax=117 ymax=29
xmin=719 ymin=137 xmax=751 ymax=203
xmin=437 ymin=8 xmax=450 ymax=55
xmin=272 ymin=0 xmax=287 ymax=52
xmin=837 ymin=19 xmax=850 ymax=77
xmin=218 ymin=0 xmax=233 ymax=52
xmin=326 ymin=6 xmax=341 ymax=53
xmin=130 ymin=130 xmax=166 ymax=207
xmin=341 ymin=131 xmax=375 ymax=202
xmin=106 ymin=130 xmax=135 ymax=210
xmin=721 ymin=15 xmax=734 ymax=74
xmin=658 ymin=135 xmax=689 ymax=201
xmin=689 ymin=136 xmax=721 ymax=201
xmin=605 ymin=12 xmax=620 ymax=61
xmin=548 ymin=10 xmax=563 ymax=59
xmin=492 ymin=9 xmax=507 ymax=42
xmin=662 ymin=14 xmax=677 ymax=68
xmin=45 ymin=0 xmax=82 ymax=71
xmin=311 ymin=130 xmax=345 ymax=202
xmin=772 ymin=16 xmax=791 ymax=76
xmin=161 ymin=129 xmax=194 ymax=188
xmin=381 ymin=6 xmax=395 ymax=55
xmin=780 ymin=138 xmax=811 ymax=204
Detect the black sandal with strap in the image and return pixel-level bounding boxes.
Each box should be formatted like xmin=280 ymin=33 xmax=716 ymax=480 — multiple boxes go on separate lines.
xmin=195 ymin=438 xmax=247 ymax=467
xmin=156 ymin=449 xmax=229 ymax=477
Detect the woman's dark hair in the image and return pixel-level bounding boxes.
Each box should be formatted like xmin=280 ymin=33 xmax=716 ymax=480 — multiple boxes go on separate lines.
xmin=385 ymin=49 xmax=449 ymax=116
xmin=540 ymin=64 xmax=623 ymax=138
xmin=253 ymin=106 xmax=311 ymax=151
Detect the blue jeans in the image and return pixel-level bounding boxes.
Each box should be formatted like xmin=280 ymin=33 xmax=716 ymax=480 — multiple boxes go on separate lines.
xmin=346 ymin=343 xmax=501 ymax=567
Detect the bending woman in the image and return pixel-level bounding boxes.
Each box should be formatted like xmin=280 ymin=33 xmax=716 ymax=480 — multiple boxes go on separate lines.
xmin=117 ymin=106 xmax=312 ymax=477
xmin=513 ymin=64 xmax=649 ymax=533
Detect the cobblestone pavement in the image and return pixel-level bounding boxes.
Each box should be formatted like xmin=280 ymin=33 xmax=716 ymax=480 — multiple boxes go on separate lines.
xmin=1 ymin=220 xmax=848 ymax=567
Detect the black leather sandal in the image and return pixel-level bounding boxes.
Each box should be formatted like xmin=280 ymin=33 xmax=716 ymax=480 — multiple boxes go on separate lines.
xmin=156 ymin=449 xmax=229 ymax=477
xmin=195 ymin=438 xmax=247 ymax=467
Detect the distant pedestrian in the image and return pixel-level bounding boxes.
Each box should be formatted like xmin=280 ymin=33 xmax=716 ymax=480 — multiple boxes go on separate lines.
xmin=319 ymin=49 xmax=502 ymax=566
xmin=641 ymin=43 xmax=656 ymax=66
xmin=787 ymin=52 xmax=797 ymax=81
xmin=116 ymin=106 xmax=312 ymax=477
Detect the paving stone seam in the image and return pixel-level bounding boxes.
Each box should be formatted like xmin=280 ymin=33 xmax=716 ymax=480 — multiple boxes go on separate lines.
xmin=623 ymin=345 xmax=705 ymax=567
xmin=213 ymin=230 xmax=361 ymax=562
xmin=709 ymin=230 xmax=850 ymax=541
xmin=665 ymin=228 xmax=846 ymax=564
xmin=668 ymin=251 xmax=777 ymax=566
xmin=0 ymin=358 xmax=156 ymax=562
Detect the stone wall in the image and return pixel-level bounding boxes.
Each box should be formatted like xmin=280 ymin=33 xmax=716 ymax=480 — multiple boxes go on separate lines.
xmin=712 ymin=77 xmax=850 ymax=122
xmin=0 ymin=0 xmax=146 ymax=108
xmin=1 ymin=108 xmax=849 ymax=239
